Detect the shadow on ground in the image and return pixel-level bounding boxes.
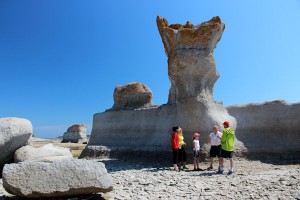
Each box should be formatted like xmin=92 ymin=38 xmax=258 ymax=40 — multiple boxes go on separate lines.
xmin=0 ymin=194 xmax=105 ymax=200
xmin=100 ymin=154 xmax=173 ymax=173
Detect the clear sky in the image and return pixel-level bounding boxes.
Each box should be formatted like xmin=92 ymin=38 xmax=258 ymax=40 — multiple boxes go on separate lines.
xmin=1 ymin=1 xmax=300 ymax=138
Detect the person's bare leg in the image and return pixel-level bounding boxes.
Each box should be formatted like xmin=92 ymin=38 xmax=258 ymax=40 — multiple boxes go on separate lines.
xmin=218 ymin=157 xmax=221 ymax=169
xmin=173 ymin=164 xmax=178 ymax=171
xmin=219 ymin=157 xmax=224 ymax=168
xmin=218 ymin=157 xmax=224 ymax=173
xmin=229 ymin=158 xmax=234 ymax=171
xmin=210 ymin=157 xmax=214 ymax=167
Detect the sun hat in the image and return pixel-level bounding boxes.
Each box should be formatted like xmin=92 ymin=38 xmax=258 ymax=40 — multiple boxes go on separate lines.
xmin=193 ymin=133 xmax=200 ymax=137
xmin=223 ymin=121 xmax=230 ymax=126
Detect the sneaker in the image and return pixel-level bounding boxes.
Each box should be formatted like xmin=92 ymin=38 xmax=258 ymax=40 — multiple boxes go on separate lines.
xmin=207 ymin=166 xmax=213 ymax=171
xmin=183 ymin=166 xmax=189 ymax=170
xmin=217 ymin=169 xmax=224 ymax=174
xmin=227 ymin=170 xmax=234 ymax=175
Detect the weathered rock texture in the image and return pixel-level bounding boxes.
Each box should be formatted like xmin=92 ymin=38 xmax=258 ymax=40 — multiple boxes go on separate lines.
xmin=14 ymin=144 xmax=73 ymax=163
xmin=62 ymin=124 xmax=87 ymax=144
xmin=0 ymin=117 xmax=32 ymax=173
xmin=227 ymin=100 xmax=300 ymax=159
xmin=110 ymin=82 xmax=154 ymax=111
xmin=83 ymin=16 xmax=236 ymax=158
xmin=156 ymin=16 xmax=224 ymax=104
xmin=2 ymin=159 xmax=113 ymax=198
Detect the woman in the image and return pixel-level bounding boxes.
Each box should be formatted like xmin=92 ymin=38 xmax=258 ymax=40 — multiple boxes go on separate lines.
xmin=178 ymin=127 xmax=188 ymax=170
xmin=171 ymin=126 xmax=180 ymax=171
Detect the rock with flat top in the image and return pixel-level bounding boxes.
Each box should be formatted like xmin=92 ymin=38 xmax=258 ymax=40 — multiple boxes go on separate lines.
xmin=227 ymin=100 xmax=300 ymax=159
xmin=2 ymin=159 xmax=113 ymax=198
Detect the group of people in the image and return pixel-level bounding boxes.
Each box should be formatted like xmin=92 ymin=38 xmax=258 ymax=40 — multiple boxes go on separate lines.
xmin=171 ymin=121 xmax=235 ymax=175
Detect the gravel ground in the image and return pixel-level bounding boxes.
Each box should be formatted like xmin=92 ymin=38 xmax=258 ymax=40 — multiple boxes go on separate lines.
xmin=1 ymin=158 xmax=299 ymax=200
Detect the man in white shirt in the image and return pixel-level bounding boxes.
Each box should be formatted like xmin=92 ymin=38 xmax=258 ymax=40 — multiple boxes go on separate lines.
xmin=207 ymin=126 xmax=222 ymax=170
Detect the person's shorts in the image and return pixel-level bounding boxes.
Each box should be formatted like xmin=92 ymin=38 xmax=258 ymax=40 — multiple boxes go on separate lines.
xmin=221 ymin=149 xmax=234 ymax=158
xmin=193 ymin=150 xmax=200 ymax=158
xmin=210 ymin=145 xmax=221 ymax=158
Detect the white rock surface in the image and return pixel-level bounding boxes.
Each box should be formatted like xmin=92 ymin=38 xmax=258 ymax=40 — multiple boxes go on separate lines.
xmin=14 ymin=144 xmax=73 ymax=163
xmin=63 ymin=124 xmax=87 ymax=144
xmin=2 ymin=159 xmax=113 ymax=198
xmin=0 ymin=117 xmax=32 ymax=172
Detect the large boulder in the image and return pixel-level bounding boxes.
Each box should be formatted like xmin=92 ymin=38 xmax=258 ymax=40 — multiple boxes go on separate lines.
xmin=0 ymin=117 xmax=32 ymax=172
xmin=62 ymin=124 xmax=87 ymax=144
xmin=2 ymin=159 xmax=113 ymax=198
xmin=227 ymin=100 xmax=300 ymax=159
xmin=110 ymin=82 xmax=154 ymax=111
xmin=14 ymin=144 xmax=73 ymax=163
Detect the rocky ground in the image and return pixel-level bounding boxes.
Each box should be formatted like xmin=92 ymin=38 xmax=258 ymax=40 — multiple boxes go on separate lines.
xmin=0 ymin=139 xmax=299 ymax=199
xmin=0 ymin=156 xmax=299 ymax=200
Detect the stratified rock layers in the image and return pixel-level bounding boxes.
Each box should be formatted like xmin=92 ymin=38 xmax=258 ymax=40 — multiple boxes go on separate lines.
xmin=88 ymin=102 xmax=235 ymax=154
xmin=85 ymin=16 xmax=236 ymax=157
xmin=227 ymin=100 xmax=300 ymax=159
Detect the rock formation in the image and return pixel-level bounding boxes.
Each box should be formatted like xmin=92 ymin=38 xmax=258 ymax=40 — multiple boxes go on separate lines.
xmin=14 ymin=144 xmax=73 ymax=163
xmin=62 ymin=124 xmax=87 ymax=144
xmin=227 ymin=100 xmax=300 ymax=159
xmin=2 ymin=160 xmax=113 ymax=198
xmin=0 ymin=117 xmax=32 ymax=173
xmin=156 ymin=16 xmax=224 ymax=104
xmin=110 ymin=82 xmax=154 ymax=111
xmin=83 ymin=16 xmax=236 ymax=158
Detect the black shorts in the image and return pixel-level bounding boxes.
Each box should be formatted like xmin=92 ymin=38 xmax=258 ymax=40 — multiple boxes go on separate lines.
xmin=210 ymin=145 xmax=221 ymax=158
xmin=221 ymin=149 xmax=234 ymax=158
xmin=193 ymin=150 xmax=200 ymax=158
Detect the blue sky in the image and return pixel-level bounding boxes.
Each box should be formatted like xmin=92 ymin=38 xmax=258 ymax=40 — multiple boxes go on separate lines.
xmin=1 ymin=1 xmax=300 ymax=138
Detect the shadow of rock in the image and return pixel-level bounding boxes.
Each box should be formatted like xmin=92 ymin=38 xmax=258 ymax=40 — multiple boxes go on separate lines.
xmin=0 ymin=194 xmax=104 ymax=200
xmin=98 ymin=153 xmax=173 ymax=173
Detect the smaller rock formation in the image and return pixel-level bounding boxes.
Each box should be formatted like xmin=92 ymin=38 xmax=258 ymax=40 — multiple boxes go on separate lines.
xmin=62 ymin=124 xmax=87 ymax=144
xmin=14 ymin=144 xmax=73 ymax=163
xmin=110 ymin=82 xmax=154 ymax=111
xmin=2 ymin=159 xmax=113 ymax=198
xmin=0 ymin=117 xmax=32 ymax=173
